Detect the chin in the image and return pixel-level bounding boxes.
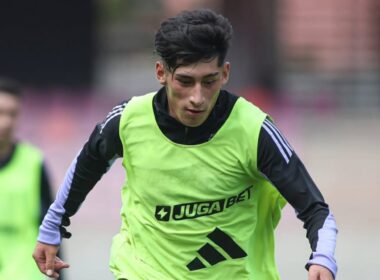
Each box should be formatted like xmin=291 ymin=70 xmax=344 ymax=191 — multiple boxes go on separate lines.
xmin=180 ymin=115 xmax=207 ymax=127
xmin=184 ymin=120 xmax=204 ymax=127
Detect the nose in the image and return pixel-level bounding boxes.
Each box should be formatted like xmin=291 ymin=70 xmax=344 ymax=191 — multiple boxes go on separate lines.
xmin=189 ymin=84 xmax=204 ymax=107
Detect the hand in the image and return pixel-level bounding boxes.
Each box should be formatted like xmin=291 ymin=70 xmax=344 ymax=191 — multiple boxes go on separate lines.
xmin=308 ymin=264 xmax=334 ymax=280
xmin=32 ymin=241 xmax=70 ymax=278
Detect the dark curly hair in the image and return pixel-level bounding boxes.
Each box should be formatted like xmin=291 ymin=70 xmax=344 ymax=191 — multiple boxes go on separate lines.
xmin=155 ymin=9 xmax=233 ymax=73
xmin=0 ymin=77 xmax=22 ymax=98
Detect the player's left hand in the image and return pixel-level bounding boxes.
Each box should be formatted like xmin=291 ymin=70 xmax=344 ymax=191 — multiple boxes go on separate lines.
xmin=308 ymin=264 xmax=334 ymax=280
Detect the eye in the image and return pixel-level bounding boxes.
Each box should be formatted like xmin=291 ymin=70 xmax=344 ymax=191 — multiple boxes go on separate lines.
xmin=203 ymin=80 xmax=217 ymax=86
xmin=178 ymin=79 xmax=193 ymax=86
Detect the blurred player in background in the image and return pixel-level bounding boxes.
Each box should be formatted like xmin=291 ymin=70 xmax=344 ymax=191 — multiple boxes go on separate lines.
xmin=33 ymin=9 xmax=337 ymax=280
xmin=0 ymin=77 xmax=65 ymax=280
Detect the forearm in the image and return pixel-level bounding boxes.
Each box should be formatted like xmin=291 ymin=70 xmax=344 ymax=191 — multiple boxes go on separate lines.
xmin=38 ymin=158 xmax=77 ymax=245
xmin=39 ymin=140 xmax=116 ymax=243
xmin=305 ymin=212 xmax=338 ymax=278
xmin=38 ymin=102 xmax=126 ymax=245
xmin=268 ymin=156 xmax=337 ymax=277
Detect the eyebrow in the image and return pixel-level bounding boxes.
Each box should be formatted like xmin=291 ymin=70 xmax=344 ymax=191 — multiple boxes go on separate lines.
xmin=175 ymin=72 xmax=220 ymax=79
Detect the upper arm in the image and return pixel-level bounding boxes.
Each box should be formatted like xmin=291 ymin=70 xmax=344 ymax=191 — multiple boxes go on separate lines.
xmin=88 ymin=100 xmax=129 ymax=161
xmin=257 ymin=118 xmax=326 ymax=212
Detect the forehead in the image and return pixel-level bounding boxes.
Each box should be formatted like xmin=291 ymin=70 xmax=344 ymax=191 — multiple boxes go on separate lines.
xmin=0 ymin=91 xmax=20 ymax=110
xmin=173 ymin=58 xmax=222 ymax=77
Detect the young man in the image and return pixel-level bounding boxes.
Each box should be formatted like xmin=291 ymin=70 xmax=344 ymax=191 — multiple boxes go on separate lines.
xmin=33 ymin=9 xmax=337 ymax=280
xmin=0 ymin=78 xmax=60 ymax=279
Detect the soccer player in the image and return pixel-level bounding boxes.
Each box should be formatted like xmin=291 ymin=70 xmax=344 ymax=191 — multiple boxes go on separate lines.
xmin=33 ymin=9 xmax=337 ymax=280
xmin=0 ymin=78 xmax=64 ymax=279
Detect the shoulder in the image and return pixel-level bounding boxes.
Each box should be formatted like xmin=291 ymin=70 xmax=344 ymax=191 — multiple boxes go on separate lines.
xmin=236 ymin=96 xmax=266 ymax=116
xmin=16 ymin=142 xmax=43 ymax=158
xmin=226 ymin=94 xmax=267 ymax=131
xmin=120 ymin=91 xmax=158 ymax=120
xmin=125 ymin=92 xmax=157 ymax=108
xmin=99 ymin=99 xmax=129 ymax=134
xmin=221 ymin=90 xmax=266 ymax=116
xmin=13 ymin=142 xmax=44 ymax=166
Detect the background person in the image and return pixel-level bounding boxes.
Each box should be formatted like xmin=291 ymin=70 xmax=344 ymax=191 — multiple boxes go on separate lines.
xmin=0 ymin=77 xmax=64 ymax=280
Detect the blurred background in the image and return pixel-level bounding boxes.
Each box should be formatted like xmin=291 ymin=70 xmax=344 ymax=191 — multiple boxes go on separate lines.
xmin=1 ymin=0 xmax=379 ymax=279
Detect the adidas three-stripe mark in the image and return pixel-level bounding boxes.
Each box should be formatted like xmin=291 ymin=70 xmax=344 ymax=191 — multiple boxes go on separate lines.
xmin=262 ymin=119 xmax=293 ymax=164
xmin=187 ymin=228 xmax=247 ymax=271
xmin=100 ymin=102 xmax=127 ymax=134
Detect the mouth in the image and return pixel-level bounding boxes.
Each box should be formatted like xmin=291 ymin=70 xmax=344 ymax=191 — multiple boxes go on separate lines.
xmin=186 ymin=109 xmax=205 ymax=115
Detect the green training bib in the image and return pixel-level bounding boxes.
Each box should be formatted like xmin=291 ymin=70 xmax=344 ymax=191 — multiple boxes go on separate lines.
xmin=110 ymin=92 xmax=286 ymax=280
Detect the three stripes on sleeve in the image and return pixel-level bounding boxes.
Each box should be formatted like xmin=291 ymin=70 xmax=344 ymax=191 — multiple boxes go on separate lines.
xmin=100 ymin=102 xmax=127 ymax=134
xmin=262 ymin=119 xmax=293 ymax=164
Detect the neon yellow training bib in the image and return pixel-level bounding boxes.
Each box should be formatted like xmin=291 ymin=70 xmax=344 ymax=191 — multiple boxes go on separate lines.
xmin=0 ymin=143 xmax=44 ymax=280
xmin=110 ymin=92 xmax=286 ymax=280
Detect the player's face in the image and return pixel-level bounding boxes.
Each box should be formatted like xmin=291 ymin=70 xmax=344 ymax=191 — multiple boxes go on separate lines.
xmin=156 ymin=57 xmax=230 ymax=127
xmin=0 ymin=92 xmax=20 ymax=145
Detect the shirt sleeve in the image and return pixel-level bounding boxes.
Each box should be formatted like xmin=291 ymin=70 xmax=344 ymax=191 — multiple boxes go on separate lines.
xmin=38 ymin=101 xmax=128 ymax=245
xmin=257 ymin=118 xmax=338 ymax=278
xmin=39 ymin=162 xmax=66 ymax=280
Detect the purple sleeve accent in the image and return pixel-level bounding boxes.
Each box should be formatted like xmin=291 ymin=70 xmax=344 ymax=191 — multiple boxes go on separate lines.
xmin=307 ymin=212 xmax=338 ymax=278
xmin=37 ymin=157 xmax=78 ymax=245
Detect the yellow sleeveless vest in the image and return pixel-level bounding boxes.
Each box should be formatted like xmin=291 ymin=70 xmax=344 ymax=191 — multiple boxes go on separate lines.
xmin=0 ymin=143 xmax=43 ymax=280
xmin=110 ymin=92 xmax=286 ymax=279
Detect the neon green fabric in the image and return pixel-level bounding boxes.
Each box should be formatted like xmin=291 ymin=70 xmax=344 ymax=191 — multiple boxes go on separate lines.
xmin=111 ymin=92 xmax=286 ymax=279
xmin=0 ymin=143 xmax=44 ymax=280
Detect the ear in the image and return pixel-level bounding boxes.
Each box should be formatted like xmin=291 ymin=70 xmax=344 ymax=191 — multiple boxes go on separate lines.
xmin=221 ymin=62 xmax=230 ymax=85
xmin=156 ymin=61 xmax=167 ymax=85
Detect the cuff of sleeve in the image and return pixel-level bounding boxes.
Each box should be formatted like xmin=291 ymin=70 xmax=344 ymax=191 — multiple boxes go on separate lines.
xmin=306 ymin=252 xmax=337 ymax=279
xmin=37 ymin=223 xmax=62 ymax=246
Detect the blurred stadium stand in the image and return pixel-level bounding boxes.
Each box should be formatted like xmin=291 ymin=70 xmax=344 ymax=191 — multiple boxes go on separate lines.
xmin=0 ymin=0 xmax=95 ymax=88
xmin=277 ymin=0 xmax=380 ymax=109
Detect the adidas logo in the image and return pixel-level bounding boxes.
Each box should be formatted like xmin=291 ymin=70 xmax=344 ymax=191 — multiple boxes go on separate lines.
xmin=187 ymin=227 xmax=247 ymax=271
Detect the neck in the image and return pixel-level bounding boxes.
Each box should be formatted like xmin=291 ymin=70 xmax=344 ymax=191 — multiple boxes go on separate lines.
xmin=0 ymin=141 xmax=13 ymax=160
